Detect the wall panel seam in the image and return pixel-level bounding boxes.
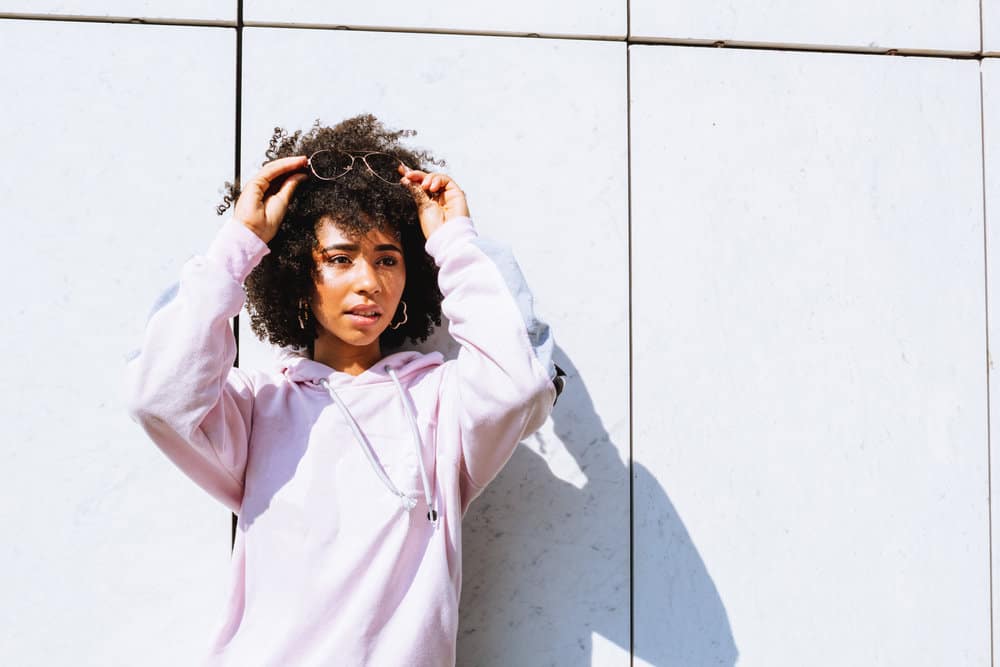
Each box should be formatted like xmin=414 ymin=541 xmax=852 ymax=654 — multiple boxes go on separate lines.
xmin=230 ymin=0 xmax=243 ymax=552
xmin=0 ymin=13 xmax=234 ymax=27
xmin=980 ymin=0 xmax=985 ymax=53
xmin=625 ymin=38 xmax=635 ymax=667
xmin=0 ymin=13 xmax=992 ymax=61
xmin=982 ymin=62 xmax=996 ymax=667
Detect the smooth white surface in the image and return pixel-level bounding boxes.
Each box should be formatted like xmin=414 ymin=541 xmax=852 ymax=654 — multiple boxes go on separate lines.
xmin=631 ymin=45 xmax=988 ymax=666
xmin=236 ymin=28 xmax=630 ymax=665
xmin=0 ymin=20 xmax=236 ymax=667
xmin=985 ymin=58 xmax=1000 ymax=666
xmin=986 ymin=1 xmax=1000 ymax=54
xmin=630 ymin=0 xmax=980 ymax=53
xmin=243 ymin=0 xmax=624 ymax=38
xmin=1 ymin=0 xmax=234 ymax=22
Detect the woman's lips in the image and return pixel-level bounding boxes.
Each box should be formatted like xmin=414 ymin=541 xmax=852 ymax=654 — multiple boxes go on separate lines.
xmin=344 ymin=307 xmax=382 ymax=327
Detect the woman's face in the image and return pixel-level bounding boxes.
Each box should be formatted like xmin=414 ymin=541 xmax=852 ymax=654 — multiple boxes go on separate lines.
xmin=309 ymin=215 xmax=406 ymax=349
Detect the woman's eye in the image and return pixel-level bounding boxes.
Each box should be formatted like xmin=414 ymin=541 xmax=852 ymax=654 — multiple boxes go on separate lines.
xmin=327 ymin=255 xmax=351 ymax=265
xmin=378 ymin=256 xmax=399 ymax=267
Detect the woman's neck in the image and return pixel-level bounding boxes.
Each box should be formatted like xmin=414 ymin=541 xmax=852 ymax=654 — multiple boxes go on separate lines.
xmin=312 ymin=334 xmax=382 ymax=377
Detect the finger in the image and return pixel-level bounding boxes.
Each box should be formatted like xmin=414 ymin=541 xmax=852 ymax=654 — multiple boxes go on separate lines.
xmin=274 ymin=172 xmax=308 ymax=203
xmin=429 ymin=173 xmax=452 ymax=192
xmin=402 ymin=169 xmax=428 ymax=184
xmin=404 ymin=181 xmax=434 ymax=209
xmin=255 ymin=155 xmax=309 ymax=186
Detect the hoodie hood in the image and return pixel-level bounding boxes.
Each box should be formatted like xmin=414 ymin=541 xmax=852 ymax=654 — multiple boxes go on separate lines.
xmin=277 ymin=347 xmax=445 ymax=388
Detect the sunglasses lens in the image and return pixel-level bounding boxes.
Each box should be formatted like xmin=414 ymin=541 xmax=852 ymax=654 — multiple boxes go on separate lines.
xmin=310 ymin=150 xmax=353 ymax=179
xmin=364 ymin=153 xmax=404 ymax=183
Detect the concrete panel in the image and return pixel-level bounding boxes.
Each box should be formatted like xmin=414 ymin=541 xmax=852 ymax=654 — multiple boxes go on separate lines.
xmin=0 ymin=20 xmax=236 ymax=667
xmin=985 ymin=57 xmax=1000 ymax=666
xmin=0 ymin=0 xmax=234 ymax=23
xmin=237 ymin=28 xmax=629 ymax=665
xmin=630 ymin=1 xmax=979 ymax=53
xmin=242 ymin=0 xmax=625 ymax=39
xmin=986 ymin=1 xmax=1000 ymax=54
xmin=631 ymin=46 xmax=987 ymax=666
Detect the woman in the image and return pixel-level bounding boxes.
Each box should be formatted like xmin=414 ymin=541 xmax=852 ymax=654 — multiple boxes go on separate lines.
xmin=125 ymin=114 xmax=562 ymax=666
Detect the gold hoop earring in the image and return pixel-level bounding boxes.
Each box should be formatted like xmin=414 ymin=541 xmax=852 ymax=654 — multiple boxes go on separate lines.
xmin=390 ymin=300 xmax=408 ymax=330
xmin=297 ymin=298 xmax=310 ymax=330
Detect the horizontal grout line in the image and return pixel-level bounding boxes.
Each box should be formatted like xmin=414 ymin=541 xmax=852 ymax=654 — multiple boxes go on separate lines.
xmin=0 ymin=12 xmax=234 ymax=27
xmin=0 ymin=12 xmax=997 ymax=60
xmin=629 ymin=36 xmax=985 ymax=59
xmin=241 ymin=19 xmax=622 ymax=41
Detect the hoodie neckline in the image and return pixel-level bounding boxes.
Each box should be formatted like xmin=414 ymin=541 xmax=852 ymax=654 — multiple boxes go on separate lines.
xmin=278 ymin=348 xmax=444 ymax=388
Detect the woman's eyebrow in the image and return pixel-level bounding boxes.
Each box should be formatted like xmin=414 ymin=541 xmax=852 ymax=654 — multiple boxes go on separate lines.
xmin=321 ymin=243 xmax=403 ymax=253
xmin=322 ymin=243 xmax=359 ymax=252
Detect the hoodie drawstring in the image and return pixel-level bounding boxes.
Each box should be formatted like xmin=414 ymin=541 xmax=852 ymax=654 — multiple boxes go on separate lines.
xmin=385 ymin=366 xmax=438 ymax=523
xmin=319 ymin=374 xmax=438 ymax=524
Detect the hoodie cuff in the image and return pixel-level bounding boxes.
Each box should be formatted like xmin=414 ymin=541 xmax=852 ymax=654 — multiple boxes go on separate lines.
xmin=424 ymin=216 xmax=476 ymax=265
xmin=206 ymin=220 xmax=271 ymax=284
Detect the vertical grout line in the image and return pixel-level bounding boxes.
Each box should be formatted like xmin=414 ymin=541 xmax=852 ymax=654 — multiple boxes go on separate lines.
xmin=982 ymin=63 xmax=995 ymax=667
xmin=231 ymin=0 xmax=243 ymax=553
xmin=982 ymin=0 xmax=986 ymax=56
xmin=233 ymin=0 xmax=244 ymax=372
xmin=625 ymin=0 xmax=634 ymax=661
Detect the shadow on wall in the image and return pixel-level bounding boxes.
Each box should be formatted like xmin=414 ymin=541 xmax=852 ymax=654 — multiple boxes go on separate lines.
xmin=455 ymin=345 xmax=738 ymax=667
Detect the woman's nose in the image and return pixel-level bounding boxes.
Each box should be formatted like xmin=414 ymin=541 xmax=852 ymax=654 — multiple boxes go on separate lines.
xmin=353 ymin=260 xmax=381 ymax=294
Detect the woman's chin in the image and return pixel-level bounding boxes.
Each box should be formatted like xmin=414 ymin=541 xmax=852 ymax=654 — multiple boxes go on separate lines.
xmin=341 ymin=328 xmax=388 ymax=348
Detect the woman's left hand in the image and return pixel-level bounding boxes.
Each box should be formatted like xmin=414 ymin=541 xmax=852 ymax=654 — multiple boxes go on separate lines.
xmin=399 ymin=166 xmax=471 ymax=239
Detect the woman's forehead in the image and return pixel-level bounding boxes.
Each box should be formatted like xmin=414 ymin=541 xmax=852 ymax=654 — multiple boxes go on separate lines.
xmin=315 ymin=214 xmax=401 ymax=245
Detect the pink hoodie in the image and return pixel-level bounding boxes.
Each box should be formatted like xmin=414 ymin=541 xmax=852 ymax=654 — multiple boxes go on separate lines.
xmin=125 ymin=216 xmax=558 ymax=666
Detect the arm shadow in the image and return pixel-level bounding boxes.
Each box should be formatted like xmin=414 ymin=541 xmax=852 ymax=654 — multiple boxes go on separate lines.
xmin=455 ymin=344 xmax=738 ymax=667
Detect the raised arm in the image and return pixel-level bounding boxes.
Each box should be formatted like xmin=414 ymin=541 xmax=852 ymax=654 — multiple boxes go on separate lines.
xmin=124 ymin=156 xmax=308 ymax=511
xmin=402 ymin=168 xmax=560 ymax=502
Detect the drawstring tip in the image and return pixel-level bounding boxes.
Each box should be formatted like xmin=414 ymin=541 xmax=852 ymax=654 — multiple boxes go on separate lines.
xmin=427 ymin=508 xmax=439 ymax=523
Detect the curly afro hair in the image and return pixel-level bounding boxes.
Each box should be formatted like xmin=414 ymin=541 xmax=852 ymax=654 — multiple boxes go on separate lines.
xmin=217 ymin=114 xmax=445 ymax=353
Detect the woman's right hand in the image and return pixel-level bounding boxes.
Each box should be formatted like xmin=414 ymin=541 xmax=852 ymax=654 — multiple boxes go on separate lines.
xmin=233 ymin=155 xmax=310 ymax=243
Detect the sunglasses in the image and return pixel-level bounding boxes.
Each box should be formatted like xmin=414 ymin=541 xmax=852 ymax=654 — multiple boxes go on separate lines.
xmin=307 ymin=149 xmax=410 ymax=185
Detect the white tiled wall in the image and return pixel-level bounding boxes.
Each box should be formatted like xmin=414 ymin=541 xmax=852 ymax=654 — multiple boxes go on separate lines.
xmin=0 ymin=0 xmax=234 ymax=23
xmin=0 ymin=19 xmax=236 ymax=667
xmin=236 ymin=27 xmax=631 ymax=665
xmin=987 ymin=0 xmax=1000 ymax=54
xmin=243 ymin=0 xmax=625 ymax=39
xmin=630 ymin=0 xmax=980 ymax=53
xmin=631 ymin=45 xmax=988 ymax=665
xmin=3 ymin=6 xmax=997 ymax=667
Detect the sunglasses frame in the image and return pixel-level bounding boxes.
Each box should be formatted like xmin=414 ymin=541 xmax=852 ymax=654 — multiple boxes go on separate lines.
xmin=307 ymin=149 xmax=409 ymax=185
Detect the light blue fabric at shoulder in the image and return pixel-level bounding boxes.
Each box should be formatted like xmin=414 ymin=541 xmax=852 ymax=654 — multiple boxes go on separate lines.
xmin=124 ymin=280 xmax=182 ymax=363
xmin=470 ymin=237 xmax=555 ymax=380
xmin=146 ymin=281 xmax=180 ymax=324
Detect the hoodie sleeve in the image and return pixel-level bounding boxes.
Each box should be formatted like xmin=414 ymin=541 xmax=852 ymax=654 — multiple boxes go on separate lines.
xmin=124 ymin=220 xmax=269 ymax=513
xmin=425 ymin=217 xmax=558 ymax=505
